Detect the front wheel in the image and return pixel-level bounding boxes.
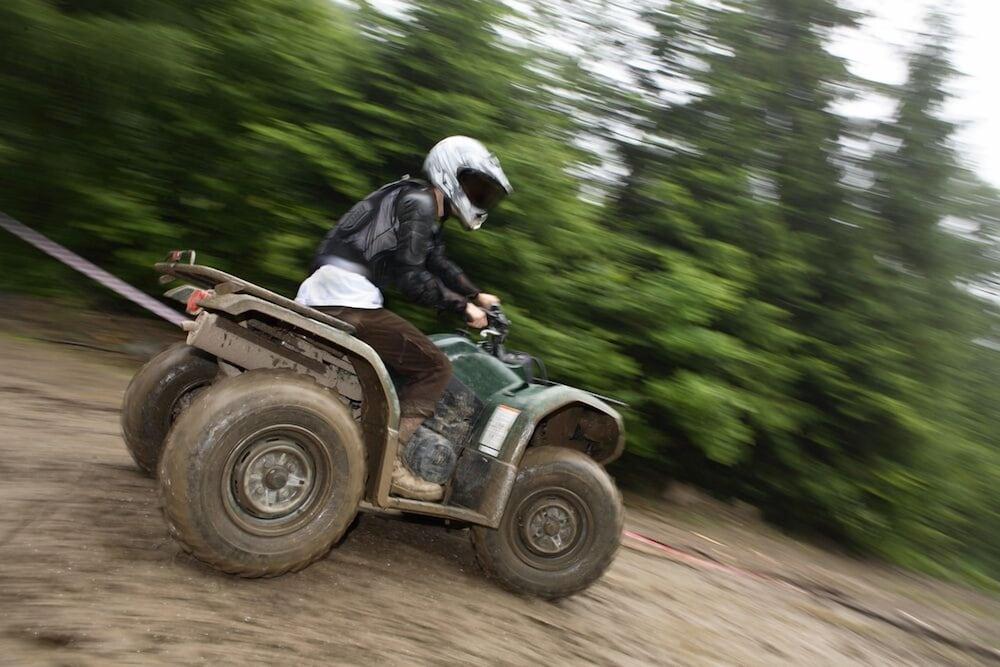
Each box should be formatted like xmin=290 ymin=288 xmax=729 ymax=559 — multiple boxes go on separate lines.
xmin=158 ymin=370 xmax=365 ymax=577
xmin=471 ymin=447 xmax=623 ymax=599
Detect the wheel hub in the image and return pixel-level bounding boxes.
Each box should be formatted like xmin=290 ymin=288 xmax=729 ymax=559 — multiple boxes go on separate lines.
xmin=521 ymin=497 xmax=579 ymax=556
xmin=234 ymin=438 xmax=314 ymax=519
xmin=263 ymin=467 xmax=289 ymax=490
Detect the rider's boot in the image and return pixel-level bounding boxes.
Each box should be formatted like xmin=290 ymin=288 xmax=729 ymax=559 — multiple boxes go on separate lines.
xmin=391 ymin=417 xmax=444 ymax=502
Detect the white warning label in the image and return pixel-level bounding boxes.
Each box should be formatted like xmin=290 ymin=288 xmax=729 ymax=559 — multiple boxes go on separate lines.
xmin=478 ymin=405 xmax=521 ymax=457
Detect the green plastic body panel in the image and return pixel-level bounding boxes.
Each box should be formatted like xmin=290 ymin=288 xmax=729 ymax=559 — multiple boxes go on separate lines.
xmin=431 ymin=335 xmax=524 ymax=398
xmin=431 ymin=334 xmax=625 ymax=466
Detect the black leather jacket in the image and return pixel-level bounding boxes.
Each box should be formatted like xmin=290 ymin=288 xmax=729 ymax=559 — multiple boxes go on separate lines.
xmin=311 ymin=179 xmax=480 ymax=314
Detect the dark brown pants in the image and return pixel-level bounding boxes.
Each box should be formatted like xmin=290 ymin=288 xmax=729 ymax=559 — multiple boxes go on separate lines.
xmin=319 ymin=307 xmax=451 ymax=418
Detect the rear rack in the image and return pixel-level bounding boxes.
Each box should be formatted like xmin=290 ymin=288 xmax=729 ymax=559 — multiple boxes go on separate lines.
xmin=155 ymin=259 xmax=355 ymax=334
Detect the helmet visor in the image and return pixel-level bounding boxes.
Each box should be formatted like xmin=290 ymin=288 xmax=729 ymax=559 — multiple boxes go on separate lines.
xmin=459 ymin=169 xmax=507 ymax=211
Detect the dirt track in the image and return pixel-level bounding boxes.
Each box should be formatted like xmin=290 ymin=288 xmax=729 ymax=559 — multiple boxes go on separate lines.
xmin=1 ymin=319 xmax=998 ymax=665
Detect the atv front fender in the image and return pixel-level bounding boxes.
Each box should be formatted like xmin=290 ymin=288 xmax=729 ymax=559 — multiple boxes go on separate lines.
xmin=481 ymin=384 xmax=625 ymax=468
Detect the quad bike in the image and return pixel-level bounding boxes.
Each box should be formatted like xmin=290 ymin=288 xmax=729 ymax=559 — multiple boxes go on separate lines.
xmin=121 ymin=251 xmax=625 ymax=599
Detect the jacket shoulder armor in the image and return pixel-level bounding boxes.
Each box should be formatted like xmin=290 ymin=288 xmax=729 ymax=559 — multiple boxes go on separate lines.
xmin=396 ymin=187 xmax=438 ymax=224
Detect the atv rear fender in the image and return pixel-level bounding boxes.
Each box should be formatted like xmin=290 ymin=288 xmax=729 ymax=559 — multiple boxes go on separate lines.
xmin=183 ymin=297 xmax=522 ymax=527
xmin=183 ymin=292 xmax=400 ymax=503
xmin=155 ymin=260 xmax=409 ymax=510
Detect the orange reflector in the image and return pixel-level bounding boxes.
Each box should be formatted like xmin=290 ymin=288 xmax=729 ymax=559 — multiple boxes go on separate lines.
xmin=185 ymin=289 xmax=214 ymax=315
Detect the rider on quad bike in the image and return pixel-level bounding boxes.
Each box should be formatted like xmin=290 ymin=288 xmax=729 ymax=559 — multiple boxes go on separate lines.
xmin=295 ymin=136 xmax=513 ymax=502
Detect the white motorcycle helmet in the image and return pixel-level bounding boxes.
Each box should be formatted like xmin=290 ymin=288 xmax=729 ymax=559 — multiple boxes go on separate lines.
xmin=423 ymin=136 xmax=513 ymax=230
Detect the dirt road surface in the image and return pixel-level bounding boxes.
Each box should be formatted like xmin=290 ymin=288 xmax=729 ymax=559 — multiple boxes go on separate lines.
xmin=1 ymin=312 xmax=998 ymax=665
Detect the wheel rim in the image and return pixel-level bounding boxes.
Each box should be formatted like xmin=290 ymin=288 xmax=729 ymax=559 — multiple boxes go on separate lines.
xmin=221 ymin=425 xmax=331 ymax=536
xmin=235 ymin=438 xmax=315 ymax=518
xmin=508 ymin=489 xmax=593 ymax=570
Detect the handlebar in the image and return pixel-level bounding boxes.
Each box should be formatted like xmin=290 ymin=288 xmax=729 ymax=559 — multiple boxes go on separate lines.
xmin=478 ymin=305 xmax=510 ymax=356
xmin=476 ymin=306 xmax=548 ymax=382
xmin=483 ymin=305 xmax=509 ymax=337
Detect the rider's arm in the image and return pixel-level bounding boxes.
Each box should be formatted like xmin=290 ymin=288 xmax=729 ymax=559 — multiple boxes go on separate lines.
xmin=425 ymin=228 xmax=481 ymax=301
xmin=393 ymin=190 xmax=468 ymax=314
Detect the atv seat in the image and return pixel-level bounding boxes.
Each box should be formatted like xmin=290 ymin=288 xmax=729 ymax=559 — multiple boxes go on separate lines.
xmin=154 ymin=260 xmax=356 ymax=334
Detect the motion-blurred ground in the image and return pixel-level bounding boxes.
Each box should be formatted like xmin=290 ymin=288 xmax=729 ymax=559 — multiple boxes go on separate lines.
xmin=0 ymin=300 xmax=997 ymax=665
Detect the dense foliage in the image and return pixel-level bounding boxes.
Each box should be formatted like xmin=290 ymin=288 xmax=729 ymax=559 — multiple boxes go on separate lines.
xmin=1 ymin=0 xmax=998 ymax=584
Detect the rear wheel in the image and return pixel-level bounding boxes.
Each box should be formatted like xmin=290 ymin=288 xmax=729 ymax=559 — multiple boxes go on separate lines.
xmin=120 ymin=343 xmax=218 ymax=476
xmin=472 ymin=447 xmax=623 ymax=599
xmin=158 ymin=370 xmax=365 ymax=577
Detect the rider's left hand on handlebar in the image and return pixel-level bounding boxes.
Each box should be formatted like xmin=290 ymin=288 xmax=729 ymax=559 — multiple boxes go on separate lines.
xmin=475 ymin=292 xmax=501 ymax=308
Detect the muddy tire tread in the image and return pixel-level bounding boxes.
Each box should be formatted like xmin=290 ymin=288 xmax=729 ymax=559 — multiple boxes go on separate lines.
xmin=120 ymin=343 xmax=218 ymax=476
xmin=158 ymin=370 xmax=365 ymax=578
xmin=471 ymin=446 xmax=624 ymax=599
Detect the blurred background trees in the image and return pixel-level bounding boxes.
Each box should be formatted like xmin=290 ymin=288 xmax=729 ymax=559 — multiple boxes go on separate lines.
xmin=1 ymin=0 xmax=998 ymax=585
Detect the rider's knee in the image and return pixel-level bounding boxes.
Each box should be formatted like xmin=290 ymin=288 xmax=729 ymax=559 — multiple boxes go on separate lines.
xmin=428 ymin=346 xmax=452 ymax=380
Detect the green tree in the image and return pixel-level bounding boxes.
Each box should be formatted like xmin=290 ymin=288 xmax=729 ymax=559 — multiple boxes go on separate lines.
xmin=617 ymin=0 xmax=947 ymax=554
xmin=0 ymin=0 xmax=380 ymax=297
xmin=354 ymin=0 xmax=639 ymax=394
xmin=0 ymin=0 xmax=201 ymax=298
xmin=865 ymin=13 xmax=1000 ymax=580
